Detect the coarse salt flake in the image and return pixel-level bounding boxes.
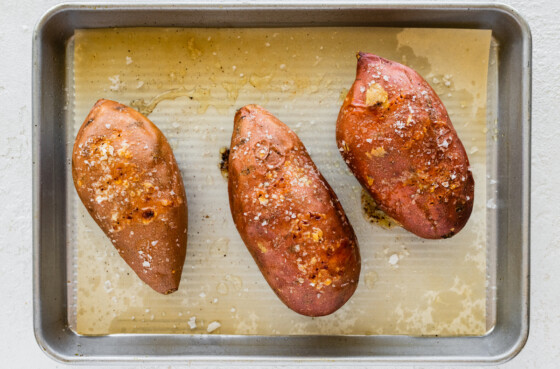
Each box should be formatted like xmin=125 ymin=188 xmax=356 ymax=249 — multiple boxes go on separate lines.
xmin=188 ymin=316 xmax=197 ymax=329
xmin=207 ymin=321 xmax=221 ymax=333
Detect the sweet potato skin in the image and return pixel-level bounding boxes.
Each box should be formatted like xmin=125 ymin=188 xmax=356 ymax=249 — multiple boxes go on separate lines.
xmin=228 ymin=105 xmax=360 ymax=316
xmin=336 ymin=53 xmax=474 ymax=239
xmin=72 ymin=99 xmax=187 ymax=294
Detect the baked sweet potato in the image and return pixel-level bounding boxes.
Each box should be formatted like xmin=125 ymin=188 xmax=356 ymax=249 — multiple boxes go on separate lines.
xmin=228 ymin=105 xmax=361 ymax=316
xmin=72 ymin=99 xmax=188 ymax=294
xmin=336 ymin=52 xmax=474 ymax=239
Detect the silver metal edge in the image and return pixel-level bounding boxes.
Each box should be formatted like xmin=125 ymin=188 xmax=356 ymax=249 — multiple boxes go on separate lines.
xmin=32 ymin=1 xmax=532 ymax=364
xmin=32 ymin=2 xmax=76 ymax=364
xmin=484 ymin=2 xmax=532 ymax=365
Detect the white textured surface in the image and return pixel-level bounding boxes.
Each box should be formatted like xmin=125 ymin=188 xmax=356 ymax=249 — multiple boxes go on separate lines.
xmin=0 ymin=0 xmax=557 ymax=368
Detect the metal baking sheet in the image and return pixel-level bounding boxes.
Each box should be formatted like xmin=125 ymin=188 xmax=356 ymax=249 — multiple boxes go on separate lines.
xmin=33 ymin=3 xmax=530 ymax=364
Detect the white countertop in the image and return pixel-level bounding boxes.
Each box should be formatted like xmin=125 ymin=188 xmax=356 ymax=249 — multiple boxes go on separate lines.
xmin=1 ymin=0 xmax=557 ymax=367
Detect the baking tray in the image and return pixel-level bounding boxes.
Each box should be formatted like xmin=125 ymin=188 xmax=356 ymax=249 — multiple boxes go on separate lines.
xmin=32 ymin=2 xmax=531 ymax=364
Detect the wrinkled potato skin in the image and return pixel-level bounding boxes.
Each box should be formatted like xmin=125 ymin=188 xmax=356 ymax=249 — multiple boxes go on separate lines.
xmin=337 ymin=53 xmax=474 ymax=239
xmin=228 ymin=105 xmax=360 ymax=316
xmin=72 ymin=99 xmax=187 ymax=294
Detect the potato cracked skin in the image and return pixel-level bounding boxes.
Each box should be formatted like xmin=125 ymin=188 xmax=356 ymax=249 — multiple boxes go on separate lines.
xmin=336 ymin=52 xmax=474 ymax=239
xmin=228 ymin=104 xmax=361 ymax=316
xmin=72 ymin=99 xmax=188 ymax=294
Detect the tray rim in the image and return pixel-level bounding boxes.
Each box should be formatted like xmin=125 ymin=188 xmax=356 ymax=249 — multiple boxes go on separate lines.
xmin=32 ymin=1 xmax=531 ymax=364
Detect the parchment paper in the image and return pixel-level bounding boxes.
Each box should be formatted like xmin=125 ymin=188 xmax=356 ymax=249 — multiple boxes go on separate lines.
xmin=69 ymin=27 xmax=492 ymax=336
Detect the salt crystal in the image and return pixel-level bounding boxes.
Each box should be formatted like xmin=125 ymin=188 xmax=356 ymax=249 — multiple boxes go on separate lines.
xmin=207 ymin=321 xmax=221 ymax=333
xmin=188 ymin=316 xmax=197 ymax=329
xmin=108 ymin=75 xmax=125 ymax=91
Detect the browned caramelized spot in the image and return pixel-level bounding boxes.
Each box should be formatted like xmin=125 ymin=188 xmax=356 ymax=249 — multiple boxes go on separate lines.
xmin=361 ymin=189 xmax=400 ymax=229
xmin=365 ymin=82 xmax=389 ymax=108
xmin=240 ymin=166 xmax=253 ymax=176
xmin=441 ymin=231 xmax=456 ymax=239
xmin=142 ymin=208 xmax=155 ymax=219
xmin=219 ymin=146 xmax=230 ymax=179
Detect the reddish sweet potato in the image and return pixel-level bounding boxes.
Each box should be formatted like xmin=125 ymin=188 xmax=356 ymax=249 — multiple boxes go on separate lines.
xmin=336 ymin=52 xmax=474 ymax=239
xmin=72 ymin=99 xmax=188 ymax=294
xmin=228 ymin=105 xmax=361 ymax=316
